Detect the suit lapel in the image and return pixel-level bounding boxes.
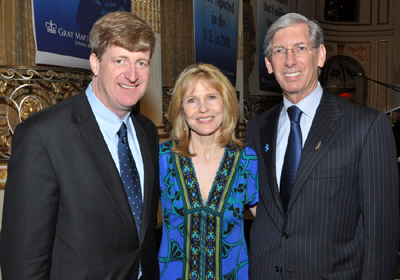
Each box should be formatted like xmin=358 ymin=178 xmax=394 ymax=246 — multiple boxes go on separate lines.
xmin=259 ymin=104 xmax=287 ymax=223
xmin=287 ymin=91 xmax=343 ymax=213
xmin=131 ymin=113 xmax=155 ymax=244
xmin=71 ymin=92 xmax=139 ymax=238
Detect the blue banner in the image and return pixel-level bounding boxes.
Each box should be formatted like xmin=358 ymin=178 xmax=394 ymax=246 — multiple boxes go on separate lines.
xmin=31 ymin=0 xmax=131 ymax=69
xmin=193 ymin=0 xmax=239 ymax=86
xmin=257 ymin=0 xmax=290 ymax=93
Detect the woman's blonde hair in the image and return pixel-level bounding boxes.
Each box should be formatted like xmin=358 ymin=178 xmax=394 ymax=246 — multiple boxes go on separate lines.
xmin=168 ymin=63 xmax=244 ymax=157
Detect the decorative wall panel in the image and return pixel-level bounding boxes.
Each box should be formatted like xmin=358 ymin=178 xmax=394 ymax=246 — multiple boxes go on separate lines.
xmin=0 ymin=66 xmax=92 ymax=162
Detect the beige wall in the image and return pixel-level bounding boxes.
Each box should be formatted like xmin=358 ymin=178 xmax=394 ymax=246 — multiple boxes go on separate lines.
xmin=319 ymin=0 xmax=399 ymax=115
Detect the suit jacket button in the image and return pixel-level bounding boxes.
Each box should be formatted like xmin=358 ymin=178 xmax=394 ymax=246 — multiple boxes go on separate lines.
xmin=275 ymin=266 xmax=280 ymax=272
xmin=282 ymin=232 xmax=290 ymax=239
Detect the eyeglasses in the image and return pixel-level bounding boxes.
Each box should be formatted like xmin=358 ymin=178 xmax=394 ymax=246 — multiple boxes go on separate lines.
xmin=271 ymin=45 xmax=318 ymax=59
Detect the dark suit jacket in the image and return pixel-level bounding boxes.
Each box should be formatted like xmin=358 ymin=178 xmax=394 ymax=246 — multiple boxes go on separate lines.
xmin=246 ymin=90 xmax=400 ymax=280
xmin=0 ymin=90 xmax=160 ymax=280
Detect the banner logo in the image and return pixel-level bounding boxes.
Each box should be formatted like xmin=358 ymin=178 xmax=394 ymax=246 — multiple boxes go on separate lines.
xmin=45 ymin=20 xmax=57 ymax=34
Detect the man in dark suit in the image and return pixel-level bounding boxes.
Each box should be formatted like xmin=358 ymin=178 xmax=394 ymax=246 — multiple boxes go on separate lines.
xmin=0 ymin=11 xmax=159 ymax=280
xmin=246 ymin=13 xmax=399 ymax=279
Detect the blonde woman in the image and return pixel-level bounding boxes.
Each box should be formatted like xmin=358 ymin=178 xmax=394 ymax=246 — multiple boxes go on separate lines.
xmin=158 ymin=63 xmax=258 ymax=280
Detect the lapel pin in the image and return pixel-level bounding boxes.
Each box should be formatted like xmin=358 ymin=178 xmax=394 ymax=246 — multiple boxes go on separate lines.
xmin=265 ymin=144 xmax=269 ymax=152
xmin=315 ymin=141 xmax=321 ymax=151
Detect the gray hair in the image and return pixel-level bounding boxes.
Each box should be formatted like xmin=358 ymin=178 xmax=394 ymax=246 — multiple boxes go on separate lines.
xmin=263 ymin=13 xmax=324 ymax=59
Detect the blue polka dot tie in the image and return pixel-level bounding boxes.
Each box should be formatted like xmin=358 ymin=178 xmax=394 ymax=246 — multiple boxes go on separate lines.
xmin=117 ymin=122 xmax=143 ymax=236
xmin=280 ymin=106 xmax=302 ymax=213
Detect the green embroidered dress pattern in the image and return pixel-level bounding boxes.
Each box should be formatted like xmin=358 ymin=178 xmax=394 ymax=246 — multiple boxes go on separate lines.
xmin=158 ymin=140 xmax=258 ymax=280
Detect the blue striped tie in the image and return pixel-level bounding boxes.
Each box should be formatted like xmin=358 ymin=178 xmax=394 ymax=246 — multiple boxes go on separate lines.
xmin=117 ymin=122 xmax=143 ymax=235
xmin=280 ymin=106 xmax=302 ymax=213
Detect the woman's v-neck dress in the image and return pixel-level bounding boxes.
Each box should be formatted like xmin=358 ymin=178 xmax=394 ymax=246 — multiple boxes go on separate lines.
xmin=158 ymin=140 xmax=259 ymax=280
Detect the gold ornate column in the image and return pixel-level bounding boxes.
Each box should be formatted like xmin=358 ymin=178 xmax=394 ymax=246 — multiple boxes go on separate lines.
xmin=0 ymin=0 xmax=36 ymax=66
xmin=132 ymin=0 xmax=165 ymax=137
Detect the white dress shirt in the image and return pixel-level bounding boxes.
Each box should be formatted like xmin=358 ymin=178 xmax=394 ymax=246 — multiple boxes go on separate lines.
xmin=85 ymin=83 xmax=144 ymax=198
xmin=276 ymin=82 xmax=323 ymax=190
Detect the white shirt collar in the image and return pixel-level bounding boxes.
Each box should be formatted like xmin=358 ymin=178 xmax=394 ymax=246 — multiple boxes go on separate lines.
xmin=282 ymin=82 xmax=323 ymax=120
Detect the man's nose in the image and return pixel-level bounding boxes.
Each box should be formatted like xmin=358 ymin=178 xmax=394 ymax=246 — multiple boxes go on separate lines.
xmin=125 ymin=64 xmax=138 ymax=83
xmin=285 ymin=49 xmax=297 ymax=67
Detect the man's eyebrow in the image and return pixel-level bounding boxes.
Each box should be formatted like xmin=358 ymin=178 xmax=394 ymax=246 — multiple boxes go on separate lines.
xmin=272 ymin=42 xmax=307 ymax=48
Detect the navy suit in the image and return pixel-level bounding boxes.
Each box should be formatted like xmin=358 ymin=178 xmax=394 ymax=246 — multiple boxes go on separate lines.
xmin=0 ymin=90 xmax=160 ymax=279
xmin=246 ymin=90 xmax=399 ymax=279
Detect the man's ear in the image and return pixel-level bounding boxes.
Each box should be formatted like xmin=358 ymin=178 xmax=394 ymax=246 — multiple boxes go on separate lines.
xmin=89 ymin=53 xmax=99 ymax=76
xmin=265 ymin=57 xmax=274 ymax=74
xmin=318 ymin=44 xmax=326 ymax=68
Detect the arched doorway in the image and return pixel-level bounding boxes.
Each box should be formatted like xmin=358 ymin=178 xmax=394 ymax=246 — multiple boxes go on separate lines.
xmin=322 ymin=55 xmax=367 ymax=106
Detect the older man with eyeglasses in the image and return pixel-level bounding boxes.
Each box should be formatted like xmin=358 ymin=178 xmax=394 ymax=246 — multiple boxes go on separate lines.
xmin=246 ymin=12 xmax=399 ymax=280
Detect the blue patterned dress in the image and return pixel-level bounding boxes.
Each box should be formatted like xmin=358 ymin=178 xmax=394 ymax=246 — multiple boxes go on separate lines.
xmin=158 ymin=140 xmax=259 ymax=280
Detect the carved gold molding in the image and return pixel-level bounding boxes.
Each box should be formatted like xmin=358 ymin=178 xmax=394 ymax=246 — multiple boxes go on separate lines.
xmin=337 ymin=43 xmax=345 ymax=55
xmin=325 ymin=41 xmax=370 ymax=68
xmin=20 ymin=97 xmax=41 ymax=120
xmin=0 ymin=66 xmax=92 ymax=162
xmin=347 ymin=45 xmax=368 ymax=65
xmin=0 ymin=163 xmax=7 ymax=190
xmin=324 ymin=44 xmax=335 ymax=52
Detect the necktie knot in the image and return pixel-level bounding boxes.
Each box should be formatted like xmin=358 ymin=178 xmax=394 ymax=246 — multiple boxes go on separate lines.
xmin=287 ymin=106 xmax=302 ymax=123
